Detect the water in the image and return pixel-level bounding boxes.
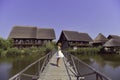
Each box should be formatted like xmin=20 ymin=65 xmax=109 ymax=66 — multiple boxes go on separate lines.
xmin=0 ymin=62 xmax=12 ymax=80
xmin=77 ymin=54 xmax=120 ymax=80
xmin=0 ymin=54 xmax=120 ymax=80
xmin=90 ymin=61 xmax=120 ymax=80
xmin=0 ymin=53 xmax=44 ymax=80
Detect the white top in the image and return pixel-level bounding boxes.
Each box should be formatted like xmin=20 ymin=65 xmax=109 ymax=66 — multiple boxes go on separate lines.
xmin=56 ymin=46 xmax=64 ymax=58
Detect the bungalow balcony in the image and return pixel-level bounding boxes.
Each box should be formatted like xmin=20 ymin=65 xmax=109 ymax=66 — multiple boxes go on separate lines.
xmin=13 ymin=42 xmax=42 ymax=46
xmin=69 ymin=43 xmax=91 ymax=47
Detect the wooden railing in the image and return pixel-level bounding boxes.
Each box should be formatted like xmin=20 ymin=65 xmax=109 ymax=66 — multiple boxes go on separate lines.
xmin=9 ymin=50 xmax=56 ymax=80
xmin=9 ymin=50 xmax=111 ymax=80
xmin=64 ymin=52 xmax=111 ymax=80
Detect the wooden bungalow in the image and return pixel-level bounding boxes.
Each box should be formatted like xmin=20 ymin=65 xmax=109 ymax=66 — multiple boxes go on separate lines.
xmin=107 ymin=35 xmax=120 ymax=40
xmin=103 ymin=39 xmax=120 ymax=53
xmin=58 ymin=30 xmax=93 ymax=49
xmin=92 ymin=33 xmax=108 ymax=47
xmin=8 ymin=26 xmax=56 ymax=48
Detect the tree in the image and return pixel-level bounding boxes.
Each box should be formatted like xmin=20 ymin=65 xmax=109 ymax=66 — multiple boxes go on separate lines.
xmin=0 ymin=37 xmax=13 ymax=50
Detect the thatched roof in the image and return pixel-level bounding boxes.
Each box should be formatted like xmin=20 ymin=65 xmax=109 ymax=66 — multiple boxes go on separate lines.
xmin=93 ymin=33 xmax=108 ymax=43
xmin=36 ymin=28 xmax=56 ymax=39
xmin=9 ymin=26 xmax=56 ymax=39
xmin=62 ymin=30 xmax=93 ymax=42
xmin=107 ymin=35 xmax=120 ymax=40
xmin=9 ymin=26 xmax=37 ymax=38
xmin=103 ymin=39 xmax=120 ymax=47
xmin=79 ymin=32 xmax=93 ymax=42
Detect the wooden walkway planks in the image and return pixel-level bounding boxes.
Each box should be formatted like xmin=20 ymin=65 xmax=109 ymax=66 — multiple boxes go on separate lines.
xmin=38 ymin=53 xmax=76 ymax=80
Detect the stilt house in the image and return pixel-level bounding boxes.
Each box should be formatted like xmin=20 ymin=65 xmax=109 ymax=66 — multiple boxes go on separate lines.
xmin=58 ymin=30 xmax=93 ymax=49
xmin=92 ymin=33 xmax=108 ymax=47
xmin=107 ymin=35 xmax=120 ymax=40
xmin=103 ymin=39 xmax=120 ymax=53
xmin=103 ymin=35 xmax=120 ymax=53
xmin=8 ymin=26 xmax=56 ymax=48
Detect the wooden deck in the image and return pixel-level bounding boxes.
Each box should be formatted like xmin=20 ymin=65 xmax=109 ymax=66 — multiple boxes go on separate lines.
xmin=38 ymin=53 xmax=76 ymax=80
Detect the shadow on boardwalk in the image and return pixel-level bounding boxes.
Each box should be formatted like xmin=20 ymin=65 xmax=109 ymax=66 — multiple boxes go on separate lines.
xmin=50 ymin=63 xmax=58 ymax=67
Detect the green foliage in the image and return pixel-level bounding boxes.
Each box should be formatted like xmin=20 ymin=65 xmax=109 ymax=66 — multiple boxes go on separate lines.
xmin=0 ymin=37 xmax=6 ymax=49
xmin=0 ymin=38 xmax=13 ymax=50
xmin=0 ymin=37 xmax=56 ymax=58
xmin=68 ymin=47 xmax=102 ymax=55
xmin=6 ymin=38 xmax=13 ymax=48
xmin=0 ymin=50 xmax=7 ymax=57
xmin=6 ymin=47 xmax=47 ymax=57
xmin=45 ymin=42 xmax=56 ymax=53
xmin=0 ymin=38 xmax=14 ymax=57
xmin=7 ymin=47 xmax=21 ymax=56
xmin=0 ymin=49 xmax=3 ymax=54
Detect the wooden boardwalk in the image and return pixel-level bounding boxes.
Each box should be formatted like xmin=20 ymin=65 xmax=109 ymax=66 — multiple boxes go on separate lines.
xmin=38 ymin=53 xmax=76 ymax=80
xmin=9 ymin=51 xmax=111 ymax=80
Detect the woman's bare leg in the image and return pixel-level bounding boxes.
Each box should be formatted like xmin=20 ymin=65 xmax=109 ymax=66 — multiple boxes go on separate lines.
xmin=57 ymin=58 xmax=60 ymax=66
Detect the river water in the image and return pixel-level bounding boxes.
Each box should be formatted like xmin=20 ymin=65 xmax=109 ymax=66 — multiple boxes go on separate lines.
xmin=0 ymin=53 xmax=44 ymax=80
xmin=77 ymin=54 xmax=120 ymax=80
xmin=0 ymin=54 xmax=120 ymax=80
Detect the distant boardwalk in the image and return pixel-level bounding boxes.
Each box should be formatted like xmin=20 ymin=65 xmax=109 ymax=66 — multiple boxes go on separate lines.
xmin=39 ymin=53 xmax=76 ymax=80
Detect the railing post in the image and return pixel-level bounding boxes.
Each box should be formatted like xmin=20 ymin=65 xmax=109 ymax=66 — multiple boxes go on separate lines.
xmin=71 ymin=55 xmax=79 ymax=79
xmin=38 ymin=61 xmax=40 ymax=75
xmin=96 ymin=73 xmax=99 ymax=80
xmin=17 ymin=76 xmax=21 ymax=80
xmin=9 ymin=51 xmax=55 ymax=80
xmin=65 ymin=52 xmax=111 ymax=80
xmin=96 ymin=73 xmax=104 ymax=80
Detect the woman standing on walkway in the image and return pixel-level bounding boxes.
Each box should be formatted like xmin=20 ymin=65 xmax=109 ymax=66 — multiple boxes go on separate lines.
xmin=56 ymin=42 xmax=64 ymax=67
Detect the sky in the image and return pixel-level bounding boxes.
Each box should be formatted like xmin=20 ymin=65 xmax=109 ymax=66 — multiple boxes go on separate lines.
xmin=0 ymin=0 xmax=120 ymax=40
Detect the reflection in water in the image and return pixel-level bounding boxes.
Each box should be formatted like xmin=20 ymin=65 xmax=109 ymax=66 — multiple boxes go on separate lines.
xmin=77 ymin=54 xmax=120 ymax=80
xmin=0 ymin=53 xmax=44 ymax=80
xmin=0 ymin=54 xmax=120 ymax=80
xmin=90 ymin=60 xmax=120 ymax=80
xmin=0 ymin=62 xmax=12 ymax=80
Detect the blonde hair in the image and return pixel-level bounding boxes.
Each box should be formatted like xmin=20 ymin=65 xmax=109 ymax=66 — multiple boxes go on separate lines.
xmin=58 ymin=42 xmax=62 ymax=46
